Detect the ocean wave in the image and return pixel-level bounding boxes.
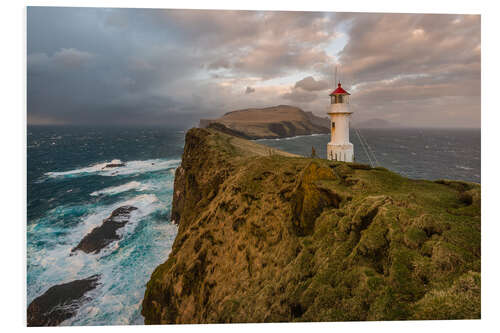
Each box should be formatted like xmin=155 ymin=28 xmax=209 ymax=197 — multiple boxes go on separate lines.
xmin=45 ymin=158 xmax=180 ymax=179
xmin=283 ymin=133 xmax=326 ymax=140
xmin=255 ymin=133 xmax=328 ymax=142
xmin=27 ymin=193 xmax=164 ymax=304
xmin=456 ymin=165 xmax=473 ymax=170
xmin=65 ymin=219 xmax=178 ymax=325
xmin=82 ymin=194 xmax=162 ymax=252
xmin=90 ymin=181 xmax=150 ymax=197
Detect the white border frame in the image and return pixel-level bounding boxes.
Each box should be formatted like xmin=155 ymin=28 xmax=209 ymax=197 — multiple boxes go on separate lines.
xmin=3 ymin=1 xmax=498 ymax=332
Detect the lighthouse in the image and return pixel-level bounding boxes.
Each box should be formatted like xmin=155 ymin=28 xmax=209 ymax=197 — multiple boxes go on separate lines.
xmin=327 ymin=82 xmax=354 ymax=162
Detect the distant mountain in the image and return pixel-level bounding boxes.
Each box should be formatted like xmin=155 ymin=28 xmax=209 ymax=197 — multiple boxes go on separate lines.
xmin=304 ymin=111 xmax=330 ymax=129
xmin=353 ymin=118 xmax=399 ymax=128
xmin=199 ymin=105 xmax=329 ymax=139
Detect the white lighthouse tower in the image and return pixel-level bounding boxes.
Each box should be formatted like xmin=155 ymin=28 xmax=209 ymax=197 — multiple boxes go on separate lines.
xmin=327 ymin=82 xmax=354 ymax=162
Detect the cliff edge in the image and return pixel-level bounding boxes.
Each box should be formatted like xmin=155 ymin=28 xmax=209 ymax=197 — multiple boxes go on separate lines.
xmin=142 ymin=128 xmax=480 ymax=324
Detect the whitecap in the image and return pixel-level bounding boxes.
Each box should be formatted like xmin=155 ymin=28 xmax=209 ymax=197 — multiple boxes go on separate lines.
xmin=90 ymin=181 xmax=150 ymax=197
xmin=27 ymin=193 xmax=164 ymax=301
xmin=255 ymin=133 xmax=328 ymax=142
xmin=77 ymin=194 xmax=161 ymax=255
xmin=45 ymin=158 xmax=181 ymax=179
xmin=456 ymin=165 xmax=473 ymax=170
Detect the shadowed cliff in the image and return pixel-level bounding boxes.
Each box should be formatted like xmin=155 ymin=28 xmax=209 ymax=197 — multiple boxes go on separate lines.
xmin=142 ymin=128 xmax=480 ymax=324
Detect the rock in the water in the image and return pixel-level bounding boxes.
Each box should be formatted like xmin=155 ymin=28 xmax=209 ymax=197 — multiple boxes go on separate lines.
xmin=103 ymin=163 xmax=125 ymax=168
xmin=72 ymin=205 xmax=137 ymax=254
xmin=27 ymin=274 xmax=100 ymax=326
xmin=103 ymin=159 xmax=126 ymax=169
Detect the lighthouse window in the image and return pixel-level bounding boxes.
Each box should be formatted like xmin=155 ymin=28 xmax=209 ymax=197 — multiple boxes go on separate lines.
xmin=338 ymin=95 xmax=344 ymax=103
xmin=332 ymin=122 xmax=335 ymax=128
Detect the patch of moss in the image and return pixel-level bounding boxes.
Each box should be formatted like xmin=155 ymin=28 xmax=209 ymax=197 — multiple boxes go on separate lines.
xmin=412 ymin=271 xmax=480 ymax=320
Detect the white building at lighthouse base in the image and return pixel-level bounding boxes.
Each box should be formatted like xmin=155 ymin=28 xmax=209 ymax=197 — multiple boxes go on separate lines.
xmin=327 ymin=142 xmax=354 ymax=162
xmin=326 ymin=112 xmax=354 ymax=162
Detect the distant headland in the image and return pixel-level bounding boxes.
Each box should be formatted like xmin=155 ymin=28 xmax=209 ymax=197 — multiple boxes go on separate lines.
xmin=199 ymin=105 xmax=404 ymax=141
xmin=199 ymin=105 xmax=330 ymax=140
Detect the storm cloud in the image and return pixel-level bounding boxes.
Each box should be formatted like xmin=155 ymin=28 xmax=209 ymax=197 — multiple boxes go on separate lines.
xmin=295 ymin=76 xmax=329 ymax=91
xmin=27 ymin=7 xmax=480 ymax=127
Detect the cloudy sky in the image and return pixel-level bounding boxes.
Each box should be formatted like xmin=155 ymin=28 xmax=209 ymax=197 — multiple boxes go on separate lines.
xmin=27 ymin=7 xmax=480 ymax=127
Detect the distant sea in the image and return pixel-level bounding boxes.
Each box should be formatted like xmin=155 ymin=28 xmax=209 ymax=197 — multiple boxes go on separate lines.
xmin=257 ymin=128 xmax=480 ymax=183
xmin=27 ymin=126 xmax=480 ymax=326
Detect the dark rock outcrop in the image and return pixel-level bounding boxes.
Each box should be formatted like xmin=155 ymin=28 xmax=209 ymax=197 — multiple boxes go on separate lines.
xmin=103 ymin=163 xmax=125 ymax=168
xmin=72 ymin=206 xmax=137 ymax=254
xmin=27 ymin=274 xmax=100 ymax=326
xmin=142 ymin=128 xmax=480 ymax=324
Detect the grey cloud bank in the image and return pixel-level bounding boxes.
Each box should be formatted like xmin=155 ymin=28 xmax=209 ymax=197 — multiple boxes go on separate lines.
xmin=27 ymin=7 xmax=480 ymax=128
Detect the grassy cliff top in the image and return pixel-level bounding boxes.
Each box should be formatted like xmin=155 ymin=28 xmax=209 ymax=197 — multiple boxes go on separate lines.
xmin=142 ymin=128 xmax=480 ymax=324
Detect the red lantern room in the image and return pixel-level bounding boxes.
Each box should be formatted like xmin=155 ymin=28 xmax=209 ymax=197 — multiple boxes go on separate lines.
xmin=329 ymin=82 xmax=350 ymax=104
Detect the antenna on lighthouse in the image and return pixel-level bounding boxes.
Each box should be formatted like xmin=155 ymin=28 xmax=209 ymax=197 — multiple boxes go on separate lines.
xmin=334 ymin=66 xmax=338 ymax=88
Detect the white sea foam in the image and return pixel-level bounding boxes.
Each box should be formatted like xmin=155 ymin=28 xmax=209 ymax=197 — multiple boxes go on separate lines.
xmin=59 ymin=199 xmax=177 ymax=325
xmin=27 ymin=193 xmax=165 ymax=307
xmin=113 ymin=194 xmax=161 ymax=241
xmin=456 ymin=165 xmax=473 ymax=170
xmin=90 ymin=181 xmax=150 ymax=197
xmin=45 ymin=158 xmax=180 ymax=179
xmin=78 ymin=194 xmax=161 ymax=255
xmin=255 ymin=133 xmax=328 ymax=142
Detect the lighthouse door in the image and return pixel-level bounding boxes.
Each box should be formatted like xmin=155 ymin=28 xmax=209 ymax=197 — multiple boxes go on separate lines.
xmin=331 ymin=122 xmax=335 ymax=140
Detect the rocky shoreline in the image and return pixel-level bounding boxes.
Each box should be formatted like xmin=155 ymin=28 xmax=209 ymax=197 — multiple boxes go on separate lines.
xmin=27 ymin=275 xmax=101 ymax=326
xmin=28 ymin=204 xmax=138 ymax=326
xmin=72 ymin=205 xmax=138 ymax=254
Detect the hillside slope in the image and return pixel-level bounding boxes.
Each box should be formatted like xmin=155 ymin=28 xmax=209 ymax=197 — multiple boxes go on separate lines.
xmin=142 ymin=128 xmax=480 ymax=324
xmin=199 ymin=105 xmax=329 ymax=139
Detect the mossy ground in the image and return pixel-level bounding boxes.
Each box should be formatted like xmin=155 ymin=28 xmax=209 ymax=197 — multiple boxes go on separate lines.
xmin=142 ymin=128 xmax=480 ymax=324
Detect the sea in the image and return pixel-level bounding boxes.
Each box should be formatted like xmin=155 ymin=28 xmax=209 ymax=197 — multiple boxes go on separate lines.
xmin=257 ymin=128 xmax=481 ymax=183
xmin=27 ymin=126 xmax=480 ymax=326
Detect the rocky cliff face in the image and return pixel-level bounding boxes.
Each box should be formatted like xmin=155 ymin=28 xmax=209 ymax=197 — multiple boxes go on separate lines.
xmin=142 ymin=128 xmax=480 ymax=324
xmin=199 ymin=105 xmax=329 ymax=139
